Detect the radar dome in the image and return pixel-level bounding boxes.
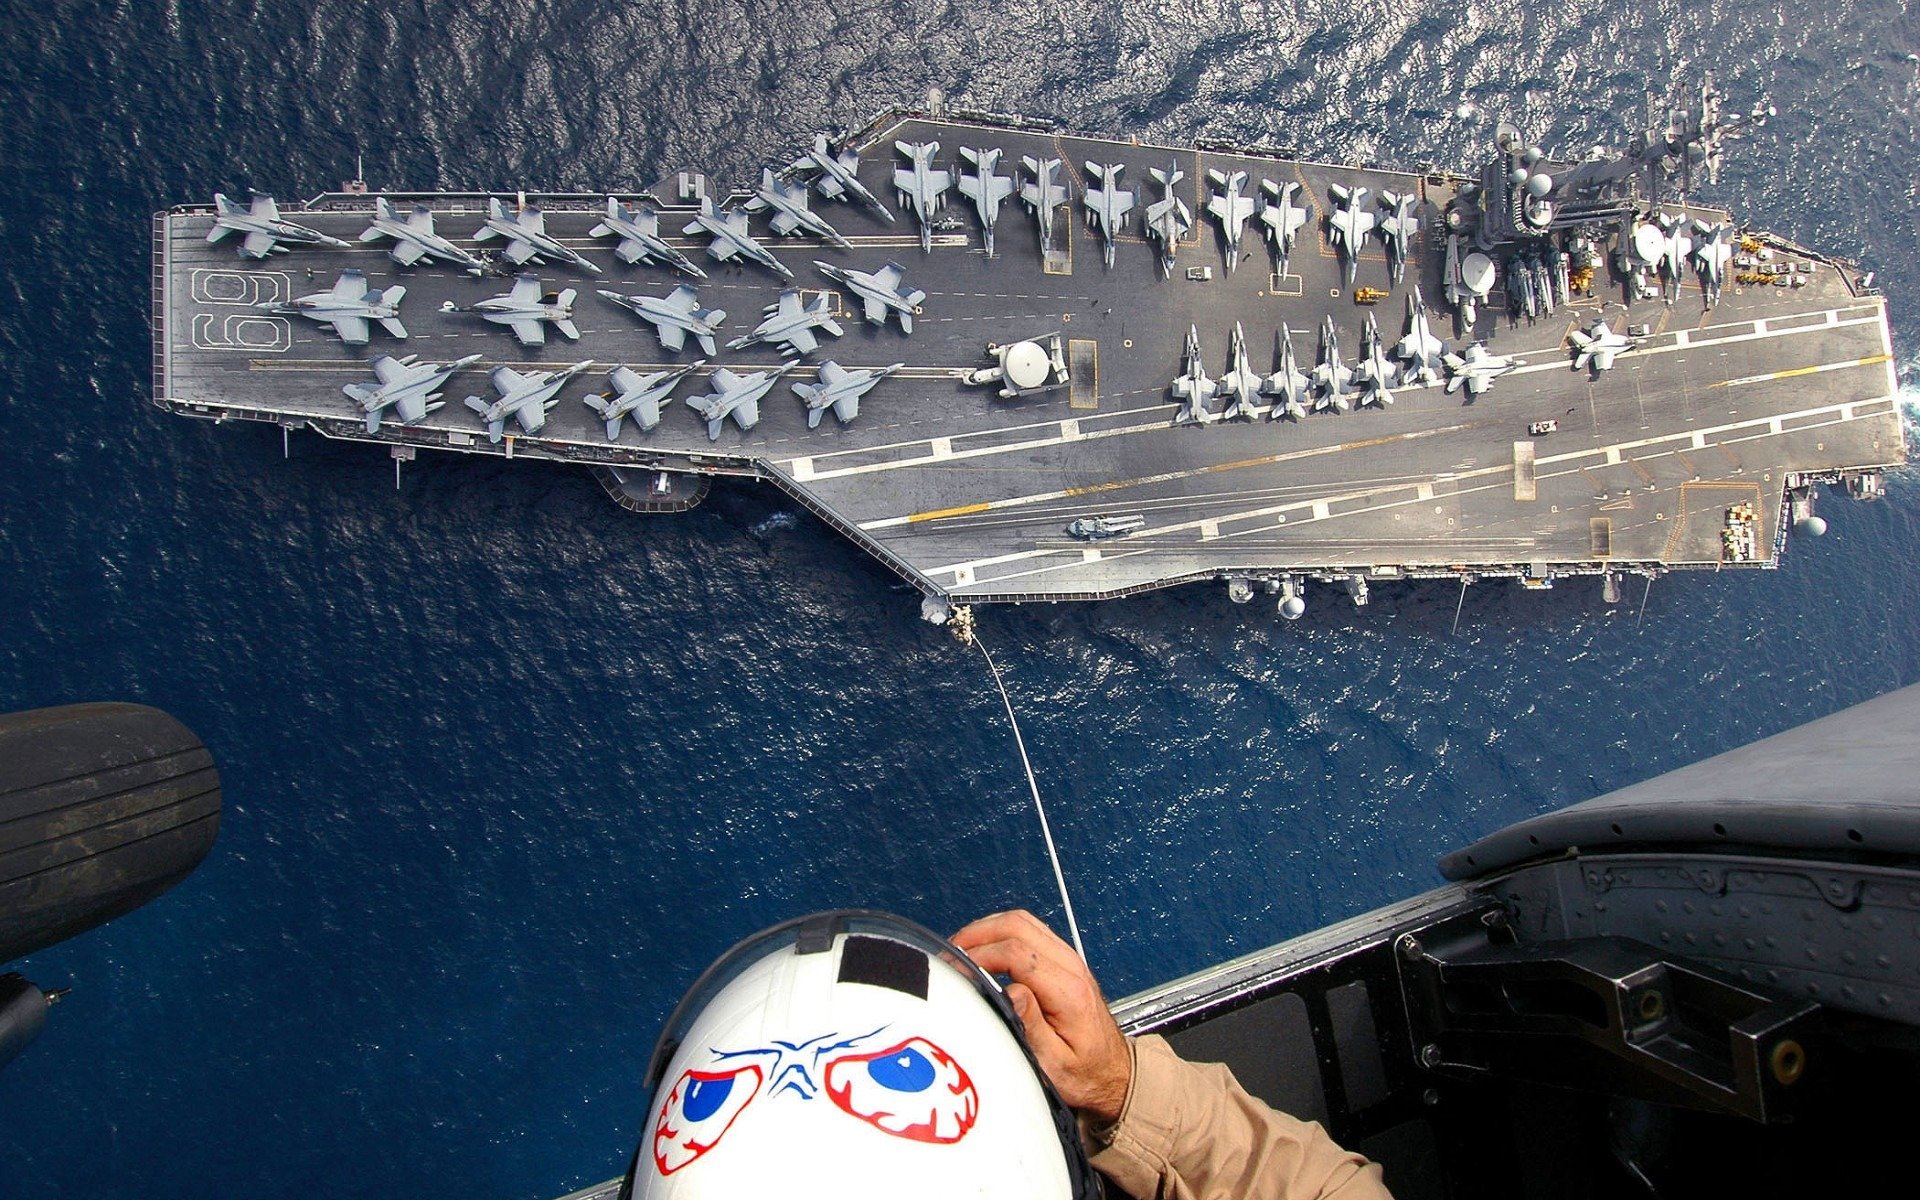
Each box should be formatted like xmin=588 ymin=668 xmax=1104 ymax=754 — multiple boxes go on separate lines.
xmin=1526 ymin=173 xmax=1553 ymax=198
xmin=1508 ymin=167 xmax=1529 ymax=186
xmin=1796 ymin=516 xmax=1829 ymax=537
xmin=1521 ymin=146 xmax=1543 ymax=166
xmin=1003 ymin=340 xmax=1050 ymax=390
xmin=1461 ymin=252 xmax=1496 ymax=296
xmin=1279 ymin=595 xmax=1306 ymax=620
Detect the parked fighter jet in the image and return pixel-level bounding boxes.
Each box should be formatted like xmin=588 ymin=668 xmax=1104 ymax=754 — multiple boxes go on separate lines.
xmin=1352 ymin=313 xmax=1398 ymax=408
xmin=1020 ymin=156 xmax=1069 ymax=257
xmin=1170 ymin=325 xmax=1218 ymax=425
xmin=957 ymin=147 xmax=1016 ymax=257
xmin=685 ymin=366 xmax=788 ymax=440
xmin=472 ymin=197 xmax=601 ymax=274
xmin=726 ymin=288 xmax=844 ymax=357
xmin=1376 ymin=191 xmax=1420 ymax=284
xmin=1310 ymin=315 xmax=1354 ymax=412
xmin=892 ymin=141 xmax=953 ymax=254
xmin=792 ymin=361 xmax=903 ymax=429
xmin=207 ymin=192 xmax=348 ymax=258
xmin=462 ymin=360 xmax=596 ymax=442
xmin=1082 ymin=163 xmax=1135 ymax=270
xmin=343 ymin=353 xmax=480 ymax=434
xmin=583 ymin=362 xmax=702 ymax=439
xmin=1218 ymin=323 xmax=1264 ymax=421
xmin=1569 ymin=318 xmax=1635 ymax=374
xmin=813 ymin=260 xmax=925 ymax=332
xmin=1205 ymin=170 xmax=1257 ymax=273
xmin=682 ymin=197 xmax=793 ymax=278
xmin=1257 ymin=180 xmax=1310 ymax=276
xmin=447 ymin=274 xmax=578 ymax=347
xmin=358 ymin=198 xmax=485 ymax=274
xmin=1261 ymin=325 xmax=1310 ymax=421
xmin=597 ymin=285 xmax=727 ymax=356
xmin=1327 ymin=184 xmax=1377 ymax=287
xmin=790 ymin=134 xmax=893 ymax=219
xmin=746 ymin=169 xmax=853 ymax=251
xmin=588 ymin=197 xmax=705 ymax=277
xmin=1655 ymin=211 xmax=1694 ymax=302
xmin=1143 ymin=165 xmax=1193 ymax=278
xmin=268 ymin=269 xmax=406 ymax=345
xmin=1441 ymin=343 xmax=1519 ymax=398
xmin=1692 ymin=220 xmax=1735 ymax=306
xmin=1392 ymin=287 xmax=1446 ymax=386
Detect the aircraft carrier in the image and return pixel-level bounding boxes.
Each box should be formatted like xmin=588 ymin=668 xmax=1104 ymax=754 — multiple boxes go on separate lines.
xmin=150 ymin=92 xmax=1905 ymax=617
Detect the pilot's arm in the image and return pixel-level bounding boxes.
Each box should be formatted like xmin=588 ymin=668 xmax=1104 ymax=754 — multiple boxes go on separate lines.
xmin=954 ymin=910 xmax=1391 ymax=1200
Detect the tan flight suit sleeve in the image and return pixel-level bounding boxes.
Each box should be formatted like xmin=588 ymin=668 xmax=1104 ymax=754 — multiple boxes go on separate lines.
xmin=1084 ymin=1034 xmax=1392 ymax=1200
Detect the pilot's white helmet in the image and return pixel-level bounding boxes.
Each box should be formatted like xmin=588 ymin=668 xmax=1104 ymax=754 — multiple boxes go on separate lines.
xmin=623 ymin=910 xmax=1099 ymax=1199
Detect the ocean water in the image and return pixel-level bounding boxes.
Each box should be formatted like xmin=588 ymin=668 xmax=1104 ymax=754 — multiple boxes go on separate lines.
xmin=1 ymin=1 xmax=1917 ymax=1196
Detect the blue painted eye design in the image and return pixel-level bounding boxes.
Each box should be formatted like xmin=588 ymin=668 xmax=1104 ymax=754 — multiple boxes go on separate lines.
xmin=652 ymin=1063 xmax=764 ymax=1175
xmin=824 ymin=1037 xmax=978 ymax=1143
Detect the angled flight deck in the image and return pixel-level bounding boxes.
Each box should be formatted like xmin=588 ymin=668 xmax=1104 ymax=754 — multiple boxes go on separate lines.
xmin=153 ymin=106 xmax=1904 ymax=612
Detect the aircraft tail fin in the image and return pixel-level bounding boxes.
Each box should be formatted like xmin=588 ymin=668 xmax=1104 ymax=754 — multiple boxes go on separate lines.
xmin=380 ymin=319 xmax=409 ymax=339
xmin=343 ymin=383 xmax=376 ymax=405
xmin=463 ymin=396 xmax=489 ymax=416
xmin=382 ymin=285 xmax=407 ymax=307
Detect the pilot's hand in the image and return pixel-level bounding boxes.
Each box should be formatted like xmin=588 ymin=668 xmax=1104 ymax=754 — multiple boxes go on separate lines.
xmin=952 ymin=909 xmax=1132 ymax=1123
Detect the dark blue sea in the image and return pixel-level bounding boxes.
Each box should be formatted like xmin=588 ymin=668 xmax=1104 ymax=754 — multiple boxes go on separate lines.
xmin=1 ymin=2 xmax=1917 ymax=1196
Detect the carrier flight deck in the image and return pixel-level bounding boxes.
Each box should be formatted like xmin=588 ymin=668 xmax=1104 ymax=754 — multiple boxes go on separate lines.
xmin=151 ymin=95 xmax=1904 ymax=615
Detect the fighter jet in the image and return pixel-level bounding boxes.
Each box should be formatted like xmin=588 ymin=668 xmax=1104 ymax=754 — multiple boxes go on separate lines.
xmin=449 ymin=274 xmax=578 ymax=347
xmin=745 ymin=169 xmax=853 ymax=252
xmin=1656 ymin=211 xmax=1694 ymax=302
xmin=1310 ymin=315 xmax=1355 ymax=412
xmin=685 ymin=365 xmax=788 ymax=440
xmin=682 ymin=197 xmax=793 ymax=278
xmin=1392 ymin=287 xmax=1446 ymax=386
xmin=583 ymin=362 xmax=702 ymax=439
xmin=792 ymin=361 xmax=903 ymax=429
xmin=1019 ymin=156 xmax=1069 ymax=257
xmin=358 ymin=198 xmax=485 ymax=274
xmin=1441 ymin=343 xmax=1519 ymax=398
xmin=1692 ymin=220 xmax=1735 ymax=306
xmin=1569 ymin=318 xmax=1635 ymax=374
xmin=472 ymin=197 xmax=602 ymax=274
xmin=789 ymin=134 xmax=893 ymax=219
xmin=462 ymin=360 xmax=596 ymax=443
xmin=1143 ymin=165 xmax=1194 ymax=278
xmin=1351 ymin=313 xmax=1399 ymax=408
xmin=813 ymin=260 xmax=925 ymax=333
xmin=892 ymin=141 xmax=953 ymax=254
xmin=207 ymin=192 xmax=349 ymax=258
xmin=1257 ymin=180 xmax=1311 ymax=275
xmin=1205 ymin=170 xmax=1257 ymax=273
xmin=598 ymin=285 xmax=727 ymax=356
xmin=1170 ymin=325 xmax=1218 ymax=425
xmin=957 ymin=147 xmax=1016 ymax=257
xmin=268 ymin=269 xmax=406 ymax=345
xmin=1081 ymin=163 xmax=1135 ymax=270
xmin=588 ymin=197 xmax=705 ymax=277
xmin=726 ymin=288 xmax=845 ymax=357
xmin=1218 ymin=323 xmax=1265 ymax=421
xmin=1376 ymin=191 xmax=1420 ymax=284
xmin=1260 ymin=325 xmax=1310 ymax=421
xmin=342 ymin=353 xmax=481 ymax=434
xmin=1327 ymin=184 xmax=1377 ymax=287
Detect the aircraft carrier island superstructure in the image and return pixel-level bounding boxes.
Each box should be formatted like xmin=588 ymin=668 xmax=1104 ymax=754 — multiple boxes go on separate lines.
xmin=151 ymin=91 xmax=1905 ymax=617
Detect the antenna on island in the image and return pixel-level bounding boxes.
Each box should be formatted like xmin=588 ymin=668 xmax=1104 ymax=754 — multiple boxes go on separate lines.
xmin=343 ymin=154 xmax=368 ymax=195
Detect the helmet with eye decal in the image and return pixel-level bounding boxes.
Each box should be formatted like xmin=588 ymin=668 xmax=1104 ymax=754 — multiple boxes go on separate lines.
xmin=621 ymin=910 xmax=1101 ymax=1199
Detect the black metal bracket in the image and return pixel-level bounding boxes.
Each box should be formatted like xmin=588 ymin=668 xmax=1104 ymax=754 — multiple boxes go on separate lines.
xmin=1396 ymin=908 xmax=1817 ymax=1121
